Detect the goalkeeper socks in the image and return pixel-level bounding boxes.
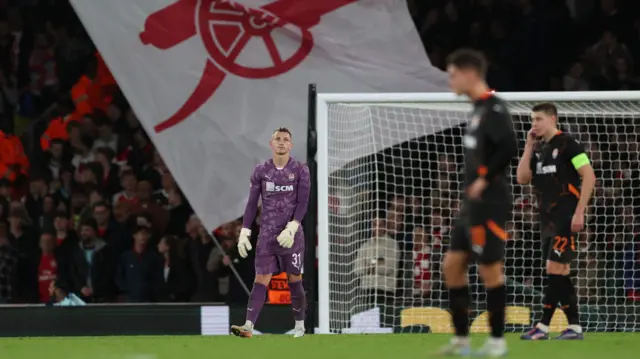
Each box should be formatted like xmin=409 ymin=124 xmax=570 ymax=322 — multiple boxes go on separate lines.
xmin=486 ymin=284 xmax=506 ymax=338
xmin=449 ymin=286 xmax=470 ymax=337
xmin=246 ymin=283 xmax=268 ymax=325
xmin=289 ymin=280 xmax=306 ymax=321
xmin=559 ymin=276 xmax=581 ymax=326
xmin=540 ymin=275 xmax=563 ymax=326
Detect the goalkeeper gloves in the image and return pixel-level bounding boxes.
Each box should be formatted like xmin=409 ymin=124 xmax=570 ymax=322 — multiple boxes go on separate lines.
xmin=276 ymin=221 xmax=299 ymax=249
xmin=237 ymin=228 xmax=252 ymax=258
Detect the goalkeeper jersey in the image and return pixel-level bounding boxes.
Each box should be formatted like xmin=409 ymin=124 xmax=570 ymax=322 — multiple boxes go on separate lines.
xmin=242 ymin=157 xmax=310 ymax=255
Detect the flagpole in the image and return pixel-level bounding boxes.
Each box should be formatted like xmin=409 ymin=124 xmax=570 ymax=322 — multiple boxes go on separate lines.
xmin=207 ymin=232 xmax=251 ymax=296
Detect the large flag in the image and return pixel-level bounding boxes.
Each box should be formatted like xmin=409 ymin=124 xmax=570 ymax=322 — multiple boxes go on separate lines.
xmin=70 ymin=0 xmax=448 ymax=229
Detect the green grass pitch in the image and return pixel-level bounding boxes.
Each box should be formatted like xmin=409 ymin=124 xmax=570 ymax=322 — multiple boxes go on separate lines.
xmin=0 ymin=333 xmax=638 ymax=359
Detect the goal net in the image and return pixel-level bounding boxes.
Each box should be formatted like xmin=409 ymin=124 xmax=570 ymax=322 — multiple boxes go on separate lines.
xmin=315 ymin=91 xmax=640 ymax=334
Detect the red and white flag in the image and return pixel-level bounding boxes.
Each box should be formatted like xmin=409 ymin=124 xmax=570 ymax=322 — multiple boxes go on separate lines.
xmin=70 ymin=0 xmax=447 ymax=229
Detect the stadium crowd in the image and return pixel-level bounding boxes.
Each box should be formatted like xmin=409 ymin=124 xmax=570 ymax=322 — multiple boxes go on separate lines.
xmin=0 ymin=0 xmax=638 ymax=309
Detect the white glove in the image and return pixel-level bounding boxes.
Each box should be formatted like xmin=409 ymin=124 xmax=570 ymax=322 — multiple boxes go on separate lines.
xmin=276 ymin=221 xmax=299 ymax=249
xmin=237 ymin=228 xmax=252 ymax=258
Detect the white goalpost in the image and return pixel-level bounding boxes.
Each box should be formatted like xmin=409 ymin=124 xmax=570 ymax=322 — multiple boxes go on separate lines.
xmin=315 ymin=91 xmax=640 ymax=335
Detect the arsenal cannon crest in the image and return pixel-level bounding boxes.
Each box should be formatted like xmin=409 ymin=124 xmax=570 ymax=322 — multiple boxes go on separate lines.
xmin=139 ymin=0 xmax=356 ymax=132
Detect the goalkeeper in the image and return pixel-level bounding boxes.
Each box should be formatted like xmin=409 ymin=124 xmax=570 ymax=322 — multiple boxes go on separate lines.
xmin=516 ymin=103 xmax=596 ymax=340
xmin=231 ymin=127 xmax=311 ymax=339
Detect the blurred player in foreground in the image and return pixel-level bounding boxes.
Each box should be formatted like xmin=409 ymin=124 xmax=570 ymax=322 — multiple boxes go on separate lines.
xmin=231 ymin=127 xmax=311 ymax=338
xmin=440 ymin=49 xmax=517 ymax=357
xmin=517 ymin=103 xmax=595 ymax=340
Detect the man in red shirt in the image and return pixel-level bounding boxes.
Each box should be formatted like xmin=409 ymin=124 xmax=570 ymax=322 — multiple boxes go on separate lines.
xmin=37 ymin=230 xmax=59 ymax=303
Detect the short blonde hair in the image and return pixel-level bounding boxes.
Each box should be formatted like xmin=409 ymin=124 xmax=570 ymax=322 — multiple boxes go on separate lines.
xmin=272 ymin=127 xmax=292 ymax=139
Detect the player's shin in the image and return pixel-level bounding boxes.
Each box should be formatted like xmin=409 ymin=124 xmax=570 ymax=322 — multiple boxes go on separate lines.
xmin=540 ymin=275 xmax=564 ymax=328
xmin=245 ymin=283 xmax=268 ymax=327
xmin=486 ymin=284 xmax=506 ymax=338
xmin=449 ymin=286 xmax=471 ymax=338
xmin=559 ymin=276 xmax=582 ymax=331
xmin=289 ymin=280 xmax=306 ymax=326
xmin=480 ymin=262 xmax=506 ymax=340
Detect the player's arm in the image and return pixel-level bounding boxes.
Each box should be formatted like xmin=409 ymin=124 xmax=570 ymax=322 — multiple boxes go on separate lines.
xmin=567 ymin=139 xmax=596 ymax=213
xmin=516 ymin=130 xmax=537 ymax=184
xmin=479 ymin=107 xmax=518 ymax=181
xmin=241 ymin=166 xmax=262 ymax=229
xmin=238 ymin=166 xmax=261 ymax=258
xmin=292 ymin=165 xmax=311 ymax=224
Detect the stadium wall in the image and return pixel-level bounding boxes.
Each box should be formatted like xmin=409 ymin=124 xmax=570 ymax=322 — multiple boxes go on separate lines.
xmin=0 ymin=302 xmax=635 ymax=337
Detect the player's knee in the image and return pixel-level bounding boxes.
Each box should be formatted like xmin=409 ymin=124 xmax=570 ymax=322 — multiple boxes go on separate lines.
xmin=546 ymin=260 xmax=570 ymax=275
xmin=254 ymin=274 xmax=272 ymax=286
xmin=443 ymin=252 xmax=467 ymax=280
xmin=479 ymin=261 xmax=504 ymax=288
xmin=287 ymin=273 xmax=302 ymax=283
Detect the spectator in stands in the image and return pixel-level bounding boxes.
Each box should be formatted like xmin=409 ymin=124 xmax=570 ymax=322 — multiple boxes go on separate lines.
xmin=354 ymin=215 xmax=399 ymax=306
xmin=69 ymin=187 xmax=89 ymax=228
xmin=79 ymin=162 xmax=103 ymax=189
xmin=429 ymin=208 xmax=448 ymax=244
xmin=52 ymin=210 xmax=76 ymax=273
xmin=157 ymin=234 xmax=194 ymax=302
xmin=112 ymin=201 xmax=131 ymax=227
xmin=166 ymin=187 xmax=192 ymax=236
xmin=36 ymin=229 xmax=59 ymax=303
xmin=92 ymin=115 xmax=119 ymax=152
xmin=563 ymin=61 xmax=590 ymax=91
xmin=207 ymin=231 xmax=235 ymax=301
xmin=70 ymin=136 xmax=95 ymax=173
xmin=141 ymin=149 xmax=167 ymax=190
xmin=189 ymin=218 xmax=216 ymax=302
xmin=112 ymin=170 xmax=137 ymax=206
xmin=412 ymin=224 xmax=442 ymax=298
xmin=54 ymin=165 xmax=74 ymax=204
xmin=117 ymin=225 xmax=162 ymax=302
xmin=24 ymin=175 xmax=48 ymax=221
xmin=589 ymin=30 xmax=633 ymax=74
xmin=8 ymin=205 xmax=38 ymax=303
xmin=386 ymin=195 xmax=406 ymax=242
xmin=130 ymin=180 xmax=168 ymax=235
xmin=34 ymin=194 xmax=56 ymax=231
xmin=94 ymin=147 xmax=120 ymax=195
xmin=67 ymin=218 xmax=116 ymax=303
xmin=153 ymin=172 xmax=174 ymax=208
xmin=45 ymin=139 xmax=68 ymax=179
xmin=92 ymin=201 xmax=129 ymax=254
xmin=0 ymin=221 xmax=17 ymax=303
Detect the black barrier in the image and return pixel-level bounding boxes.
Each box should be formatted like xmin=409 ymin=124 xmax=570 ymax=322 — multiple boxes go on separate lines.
xmin=3 ymin=301 xmax=636 ymax=337
xmin=0 ymin=304 xmax=202 ymax=337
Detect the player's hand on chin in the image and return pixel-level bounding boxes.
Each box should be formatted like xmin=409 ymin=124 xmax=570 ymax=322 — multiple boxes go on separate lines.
xmin=526 ymin=129 xmax=538 ymax=145
xmin=571 ymin=208 xmax=585 ymax=233
xmin=467 ymin=177 xmax=488 ymax=200
xmin=237 ymin=228 xmax=253 ymax=258
xmin=277 ymin=221 xmax=299 ymax=249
